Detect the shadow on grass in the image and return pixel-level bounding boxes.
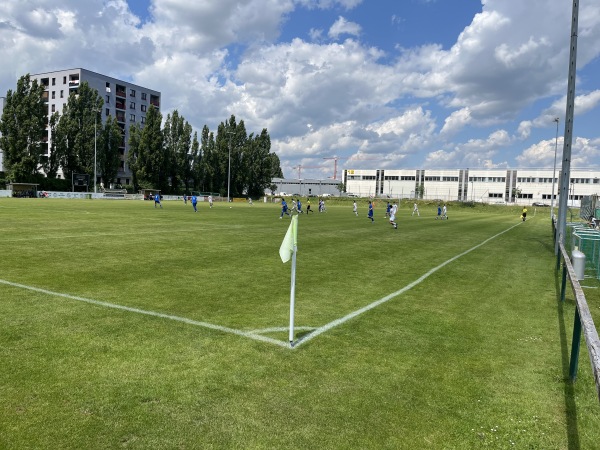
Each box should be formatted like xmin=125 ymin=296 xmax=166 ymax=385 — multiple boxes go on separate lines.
xmin=555 ymin=266 xmax=581 ymax=450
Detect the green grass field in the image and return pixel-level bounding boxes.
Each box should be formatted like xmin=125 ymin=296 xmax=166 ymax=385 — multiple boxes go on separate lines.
xmin=1 ymin=198 xmax=600 ymax=449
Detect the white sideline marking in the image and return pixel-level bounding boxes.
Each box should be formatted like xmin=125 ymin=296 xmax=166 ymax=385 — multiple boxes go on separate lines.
xmin=292 ymin=221 xmax=523 ymax=348
xmin=1 ymin=221 xmax=523 ymax=350
xmin=0 ymin=279 xmax=289 ymax=348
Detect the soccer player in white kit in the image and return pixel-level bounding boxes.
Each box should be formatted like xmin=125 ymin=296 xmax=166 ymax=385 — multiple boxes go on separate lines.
xmin=390 ymin=202 xmax=398 ymax=229
xmin=412 ymin=202 xmax=420 ymax=216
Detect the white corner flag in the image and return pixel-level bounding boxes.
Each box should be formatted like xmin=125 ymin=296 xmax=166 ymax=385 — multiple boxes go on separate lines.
xmin=279 ymin=215 xmax=298 ymax=263
xmin=279 ymin=215 xmax=298 ymax=346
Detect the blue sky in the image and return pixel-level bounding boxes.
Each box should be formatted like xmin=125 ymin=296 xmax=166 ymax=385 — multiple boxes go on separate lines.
xmin=0 ymin=0 xmax=599 ymax=179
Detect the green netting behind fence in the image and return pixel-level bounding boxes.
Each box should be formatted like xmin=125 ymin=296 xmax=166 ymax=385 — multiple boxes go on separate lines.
xmin=573 ymin=228 xmax=600 ymax=278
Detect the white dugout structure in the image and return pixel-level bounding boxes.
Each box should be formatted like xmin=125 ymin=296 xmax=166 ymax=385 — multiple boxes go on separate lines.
xmin=343 ymin=168 xmax=600 ymax=206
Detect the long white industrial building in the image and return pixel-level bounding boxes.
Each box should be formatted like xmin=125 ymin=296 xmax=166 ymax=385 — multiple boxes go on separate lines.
xmin=343 ymin=168 xmax=600 ymax=205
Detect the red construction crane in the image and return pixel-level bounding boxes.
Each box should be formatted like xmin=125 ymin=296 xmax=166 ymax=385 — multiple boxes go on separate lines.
xmin=292 ymin=164 xmax=322 ymax=179
xmin=322 ymin=157 xmax=340 ymax=180
xmin=324 ymin=154 xmax=382 ymax=180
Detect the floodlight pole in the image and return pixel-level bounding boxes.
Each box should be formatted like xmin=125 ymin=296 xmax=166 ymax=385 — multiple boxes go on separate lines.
xmin=94 ymin=111 xmax=97 ymax=193
xmin=550 ymin=117 xmax=560 ymax=219
xmin=555 ymin=0 xmax=579 ymax=256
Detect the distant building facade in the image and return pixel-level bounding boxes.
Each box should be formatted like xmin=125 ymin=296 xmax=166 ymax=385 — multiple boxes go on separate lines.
xmin=30 ymin=68 xmax=161 ymax=186
xmin=269 ymin=178 xmax=342 ymax=197
xmin=344 ymin=168 xmax=600 ymax=206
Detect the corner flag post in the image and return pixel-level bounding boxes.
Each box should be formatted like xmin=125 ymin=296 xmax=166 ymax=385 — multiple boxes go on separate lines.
xmin=279 ymin=215 xmax=298 ymax=346
xmin=289 ymin=238 xmax=298 ymax=345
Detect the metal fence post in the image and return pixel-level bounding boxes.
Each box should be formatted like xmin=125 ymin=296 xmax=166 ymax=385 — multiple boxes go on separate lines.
xmin=561 ymin=262 xmax=568 ymax=302
xmin=569 ymin=309 xmax=582 ymax=381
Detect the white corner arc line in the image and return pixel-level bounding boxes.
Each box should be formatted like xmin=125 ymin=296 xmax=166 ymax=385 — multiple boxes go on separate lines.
xmin=292 ymin=221 xmax=523 ymax=348
xmin=0 ymin=279 xmax=289 ymax=348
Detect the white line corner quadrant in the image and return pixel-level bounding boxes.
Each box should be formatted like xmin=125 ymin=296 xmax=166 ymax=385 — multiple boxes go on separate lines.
xmin=0 ymin=221 xmax=522 ymax=349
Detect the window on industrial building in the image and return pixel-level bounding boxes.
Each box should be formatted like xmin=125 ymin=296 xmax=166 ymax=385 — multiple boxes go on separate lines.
xmin=130 ymin=89 xmax=135 ymax=97
xmin=488 ymin=193 xmax=503 ymax=198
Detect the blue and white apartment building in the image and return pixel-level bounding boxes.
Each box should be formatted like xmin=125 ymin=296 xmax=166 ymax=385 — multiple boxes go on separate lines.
xmin=343 ymin=168 xmax=600 ymax=206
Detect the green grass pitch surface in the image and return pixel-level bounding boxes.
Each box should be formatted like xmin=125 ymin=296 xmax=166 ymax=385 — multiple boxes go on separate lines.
xmin=1 ymin=198 xmax=600 ymax=449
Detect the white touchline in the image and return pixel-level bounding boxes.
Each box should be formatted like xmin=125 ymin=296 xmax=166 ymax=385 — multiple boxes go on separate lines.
xmin=0 ymin=279 xmax=289 ymax=348
xmin=292 ymin=221 xmax=523 ymax=348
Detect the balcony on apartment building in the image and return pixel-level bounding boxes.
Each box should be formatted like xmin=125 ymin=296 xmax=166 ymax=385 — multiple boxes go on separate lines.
xmin=150 ymin=94 xmax=160 ymax=108
xmin=116 ymin=111 xmax=126 ymax=123
xmin=68 ymin=75 xmax=80 ymax=89
xmin=40 ymin=78 xmax=49 ymax=89
xmin=115 ymin=99 xmax=126 ymax=110
xmin=116 ymin=85 xmax=126 ymax=98
xmin=41 ymin=91 xmax=49 ymax=102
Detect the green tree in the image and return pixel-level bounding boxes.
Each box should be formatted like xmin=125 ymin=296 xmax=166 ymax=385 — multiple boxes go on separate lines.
xmin=127 ymin=123 xmax=142 ymax=192
xmin=128 ymin=105 xmax=165 ymax=191
xmin=197 ymin=126 xmax=217 ymax=193
xmin=245 ymin=129 xmax=279 ymax=198
xmin=43 ymin=112 xmax=62 ymax=179
xmin=55 ymin=82 xmax=103 ymax=182
xmin=98 ymin=116 xmax=122 ymax=187
xmin=163 ymin=110 xmax=193 ymax=194
xmin=336 ymin=182 xmax=345 ymax=195
xmin=187 ymin=131 xmax=199 ymax=193
xmin=0 ymin=74 xmax=47 ymax=181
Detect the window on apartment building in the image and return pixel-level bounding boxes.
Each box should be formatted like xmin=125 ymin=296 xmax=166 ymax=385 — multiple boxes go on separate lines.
xmin=52 ymin=78 xmax=56 ymax=86
xmin=60 ymin=90 xmax=64 ymax=98
xmin=51 ymin=91 xmax=55 ymax=99
xmin=63 ymin=76 xmax=66 ymax=84
xmin=130 ymin=114 xmax=135 ymax=122
xmin=51 ymin=104 xmax=55 ymax=112
xmin=105 ymin=108 xmax=110 ymax=117
xmin=141 ymin=117 xmax=146 ymax=124
xmin=126 ymin=178 xmax=130 ymax=185
xmin=106 ymin=95 xmax=110 ymax=104
xmin=141 ymin=104 xmax=147 ymax=112
xmin=119 ymin=161 xmax=125 ymax=169
xmin=130 ymin=89 xmax=135 ymax=97
xmin=141 ymin=92 xmax=147 ymax=100
xmin=130 ymin=102 xmax=135 ymax=109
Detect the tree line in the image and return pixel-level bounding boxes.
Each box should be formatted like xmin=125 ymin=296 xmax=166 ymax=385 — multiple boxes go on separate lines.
xmin=0 ymin=74 xmax=283 ymax=197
